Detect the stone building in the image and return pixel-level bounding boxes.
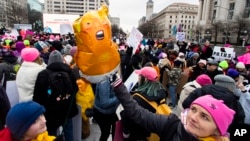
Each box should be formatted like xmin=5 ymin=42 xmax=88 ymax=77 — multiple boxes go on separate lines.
xmin=147 ymin=2 xmax=198 ymax=39
xmin=197 ymin=0 xmax=250 ymax=44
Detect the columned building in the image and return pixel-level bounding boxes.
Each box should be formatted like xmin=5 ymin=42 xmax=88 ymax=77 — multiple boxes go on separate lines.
xmin=197 ymin=0 xmax=250 ymax=43
xmin=149 ymin=3 xmax=198 ymax=39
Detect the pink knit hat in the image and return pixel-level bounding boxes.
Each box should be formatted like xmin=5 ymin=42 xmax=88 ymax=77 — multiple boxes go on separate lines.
xmin=21 ymin=48 xmax=40 ymax=62
xmin=195 ymin=74 xmax=212 ymax=86
xmin=198 ymin=59 xmax=207 ymax=65
xmin=135 ymin=67 xmax=157 ymax=81
xmin=191 ymin=95 xmax=235 ymax=135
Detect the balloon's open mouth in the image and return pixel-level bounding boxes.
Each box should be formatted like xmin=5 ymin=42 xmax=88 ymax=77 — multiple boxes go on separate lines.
xmin=96 ymin=30 xmax=104 ymax=40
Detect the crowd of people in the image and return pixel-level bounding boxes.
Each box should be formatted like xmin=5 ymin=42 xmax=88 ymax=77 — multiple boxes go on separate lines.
xmin=0 ymin=32 xmax=249 ymax=141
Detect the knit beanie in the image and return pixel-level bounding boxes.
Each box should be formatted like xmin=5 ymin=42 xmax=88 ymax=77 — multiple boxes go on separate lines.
xmin=135 ymin=67 xmax=158 ymax=81
xmin=23 ymin=40 xmax=30 ymax=46
xmin=195 ymin=74 xmax=212 ymax=86
xmin=63 ymin=44 xmax=72 ymax=55
xmin=21 ymin=48 xmax=40 ymax=62
xmin=70 ymin=46 xmax=77 ymax=57
xmin=214 ymin=74 xmax=236 ymax=90
xmin=219 ymin=60 xmax=228 ymax=69
xmin=207 ymin=58 xmax=218 ymax=66
xmin=236 ymin=62 xmax=245 ymax=69
xmin=198 ymin=59 xmax=207 ymax=65
xmin=35 ymin=41 xmax=48 ymax=52
xmin=227 ymin=68 xmax=240 ymax=79
xmin=48 ymin=50 xmax=63 ymax=65
xmin=16 ymin=41 xmax=25 ymax=53
xmin=6 ymin=101 xmax=45 ymax=139
xmin=191 ymin=95 xmax=235 ymax=135
xmin=191 ymin=52 xmax=199 ymax=58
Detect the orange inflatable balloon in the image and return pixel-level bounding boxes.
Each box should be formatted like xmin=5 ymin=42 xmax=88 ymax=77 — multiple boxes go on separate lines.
xmin=73 ymin=5 xmax=120 ymax=83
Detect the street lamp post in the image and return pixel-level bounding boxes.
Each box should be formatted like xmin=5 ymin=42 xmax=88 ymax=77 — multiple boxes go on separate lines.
xmin=242 ymin=30 xmax=247 ymax=47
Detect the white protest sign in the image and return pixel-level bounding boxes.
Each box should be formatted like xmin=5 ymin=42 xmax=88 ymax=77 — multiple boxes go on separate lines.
xmin=124 ymin=70 xmax=139 ymax=92
xmin=126 ymin=27 xmax=143 ymax=54
xmin=60 ymin=24 xmax=74 ymax=35
xmin=176 ymin=32 xmax=185 ymax=41
xmin=212 ymin=46 xmax=235 ymax=61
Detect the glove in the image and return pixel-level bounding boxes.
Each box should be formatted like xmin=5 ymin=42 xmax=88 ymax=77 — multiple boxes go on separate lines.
xmin=85 ymin=108 xmax=95 ymax=118
xmin=54 ymin=134 xmax=64 ymax=141
xmin=109 ymin=73 xmax=122 ymax=87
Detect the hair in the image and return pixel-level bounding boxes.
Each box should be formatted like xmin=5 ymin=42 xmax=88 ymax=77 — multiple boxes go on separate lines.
xmin=137 ymin=76 xmax=165 ymax=97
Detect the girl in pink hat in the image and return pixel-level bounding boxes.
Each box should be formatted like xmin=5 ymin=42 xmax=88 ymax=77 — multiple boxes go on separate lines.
xmin=110 ymin=75 xmax=235 ymax=141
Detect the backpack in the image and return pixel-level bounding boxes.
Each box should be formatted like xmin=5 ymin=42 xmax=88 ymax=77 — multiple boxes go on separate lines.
xmin=133 ymin=93 xmax=172 ymax=141
xmin=1 ymin=63 xmax=20 ymax=88
xmin=47 ymin=70 xmax=74 ymax=103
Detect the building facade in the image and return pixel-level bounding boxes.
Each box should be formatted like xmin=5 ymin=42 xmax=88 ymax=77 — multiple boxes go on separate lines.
xmin=148 ymin=3 xmax=198 ymax=39
xmin=197 ymin=0 xmax=250 ymax=43
xmin=0 ymin=0 xmax=28 ymax=28
xmin=110 ymin=17 xmax=120 ymax=27
xmin=44 ymin=0 xmax=109 ymax=15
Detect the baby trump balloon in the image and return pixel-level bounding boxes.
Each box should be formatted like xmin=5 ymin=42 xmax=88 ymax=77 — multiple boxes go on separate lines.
xmin=73 ymin=4 xmax=120 ymax=83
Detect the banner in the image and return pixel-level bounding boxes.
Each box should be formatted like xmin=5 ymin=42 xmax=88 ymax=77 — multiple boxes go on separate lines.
xmin=60 ymin=24 xmax=74 ymax=35
xmin=43 ymin=14 xmax=79 ymax=33
xmin=212 ymin=46 xmax=235 ymax=61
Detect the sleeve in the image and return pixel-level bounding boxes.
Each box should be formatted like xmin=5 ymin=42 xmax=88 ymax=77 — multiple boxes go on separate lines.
xmin=182 ymin=88 xmax=202 ymax=109
xmin=95 ymin=79 xmax=119 ymax=108
xmin=33 ymin=71 xmax=49 ymax=106
xmin=113 ymin=82 xmax=176 ymax=135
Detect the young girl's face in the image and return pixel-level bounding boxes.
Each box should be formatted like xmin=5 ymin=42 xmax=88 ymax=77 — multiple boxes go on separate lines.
xmin=186 ymin=104 xmax=219 ymax=138
xmin=23 ymin=114 xmax=47 ymax=140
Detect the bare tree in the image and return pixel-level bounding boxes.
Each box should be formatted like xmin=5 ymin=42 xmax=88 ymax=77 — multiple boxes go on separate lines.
xmin=27 ymin=4 xmax=43 ymax=32
xmin=210 ymin=20 xmax=223 ymax=45
xmin=9 ymin=1 xmax=28 ymax=26
xmin=138 ymin=22 xmax=154 ymax=38
xmin=111 ymin=24 xmax=125 ymax=38
xmin=233 ymin=13 xmax=248 ymax=44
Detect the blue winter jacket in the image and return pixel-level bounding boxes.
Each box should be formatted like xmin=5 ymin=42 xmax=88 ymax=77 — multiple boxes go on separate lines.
xmin=94 ymin=79 xmax=120 ymax=114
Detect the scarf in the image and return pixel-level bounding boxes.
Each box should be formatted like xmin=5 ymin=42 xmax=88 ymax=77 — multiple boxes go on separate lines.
xmin=31 ymin=131 xmax=56 ymax=141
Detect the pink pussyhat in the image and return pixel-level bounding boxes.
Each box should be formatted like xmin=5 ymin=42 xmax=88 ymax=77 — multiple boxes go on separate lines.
xmin=191 ymin=95 xmax=235 ymax=135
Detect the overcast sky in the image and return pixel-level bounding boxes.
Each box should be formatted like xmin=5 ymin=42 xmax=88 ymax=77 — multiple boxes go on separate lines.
xmin=109 ymin=0 xmax=199 ymax=32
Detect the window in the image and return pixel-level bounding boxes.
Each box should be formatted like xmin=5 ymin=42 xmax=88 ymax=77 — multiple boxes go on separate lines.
xmin=213 ymin=10 xmax=216 ymax=19
xmin=170 ymin=20 xmax=172 ymax=23
xmin=169 ymin=25 xmax=172 ymax=29
xmin=228 ymin=3 xmax=234 ymax=19
xmin=170 ymin=16 xmax=172 ymax=18
xmin=245 ymin=0 xmax=250 ymax=18
xmin=214 ymin=1 xmax=217 ymax=6
xmin=247 ymin=0 xmax=250 ymax=7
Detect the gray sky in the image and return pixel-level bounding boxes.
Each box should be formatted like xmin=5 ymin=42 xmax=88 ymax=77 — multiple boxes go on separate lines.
xmin=109 ymin=0 xmax=199 ymax=32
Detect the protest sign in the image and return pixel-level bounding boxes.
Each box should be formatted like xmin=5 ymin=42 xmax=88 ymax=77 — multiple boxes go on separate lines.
xmin=212 ymin=46 xmax=235 ymax=61
xmin=126 ymin=27 xmax=143 ymax=54
xmin=124 ymin=70 xmax=139 ymax=92
xmin=176 ymin=32 xmax=185 ymax=41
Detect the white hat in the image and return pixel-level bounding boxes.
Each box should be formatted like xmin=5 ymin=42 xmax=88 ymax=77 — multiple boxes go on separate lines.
xmin=236 ymin=62 xmax=245 ymax=69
